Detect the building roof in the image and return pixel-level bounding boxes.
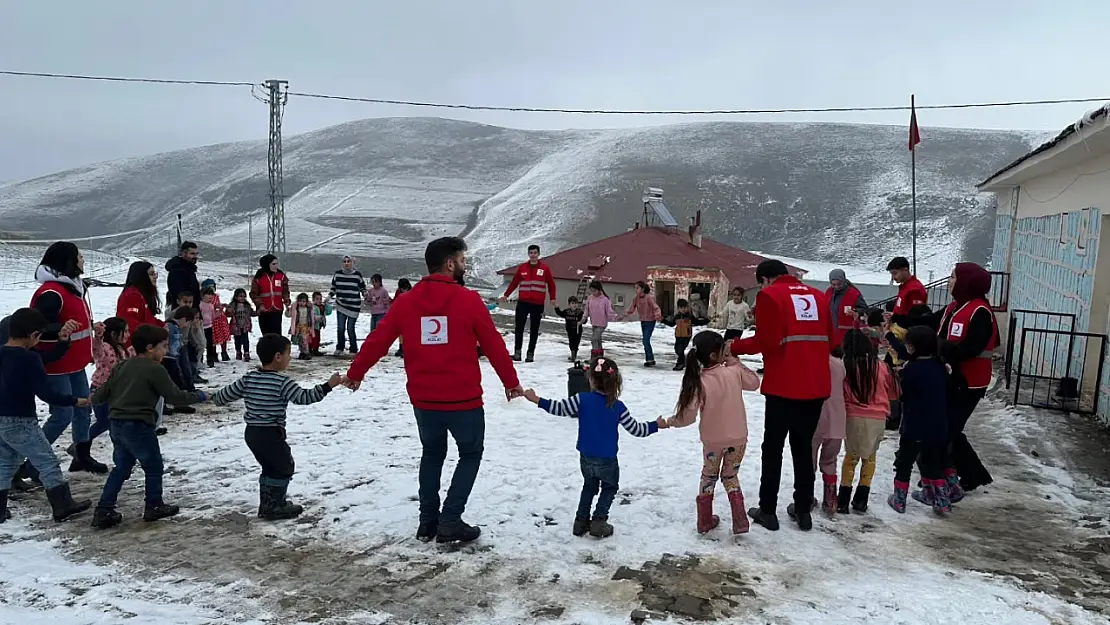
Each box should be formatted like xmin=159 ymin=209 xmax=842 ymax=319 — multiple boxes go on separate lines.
xmin=497 ymin=226 xmax=804 ymax=291
xmin=978 ymin=104 xmax=1110 ymax=189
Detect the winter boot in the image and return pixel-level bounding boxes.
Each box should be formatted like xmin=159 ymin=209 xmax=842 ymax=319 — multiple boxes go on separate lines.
xmin=68 ymin=441 xmax=109 ymax=474
xmin=943 ymin=471 xmax=965 ymax=503
xmin=221 ymin=350 xmax=231 ymax=362
xmin=644 ymin=360 xmax=656 ymax=368
xmin=512 ymin=352 xmax=522 ymax=362
xmin=696 ymin=494 xmax=720 ymax=534
xmin=727 ymin=491 xmax=749 ymax=534
xmin=888 ymin=480 xmax=909 ymax=514
xmin=930 ymin=479 xmax=952 ymax=515
xmin=416 ymin=520 xmax=438 ymax=542
xmin=821 ymin=474 xmax=838 ymax=516
xmin=911 ymin=483 xmax=935 ymax=506
xmin=525 ymin=352 xmax=535 ymax=363
xmin=837 ymin=486 xmax=852 ymax=514
xmin=436 ymin=519 xmax=481 ymax=543
xmin=748 ymin=507 xmax=780 ymax=531
xmin=589 ymin=516 xmax=614 ymax=538
xmin=45 ymin=483 xmax=91 ymax=522
xmin=672 ymin=362 xmax=685 ymax=371
xmin=785 ymin=503 xmax=813 ymax=531
xmin=258 ymin=484 xmax=303 ymax=521
xmin=0 ymin=490 xmax=9 ymax=523
xmin=143 ymin=502 xmax=181 ymax=522
xmin=244 ymin=350 xmax=252 ymax=362
xmin=90 ymin=506 xmax=123 ymax=529
xmin=572 ymin=517 xmax=591 ymax=537
xmin=10 ymin=477 xmax=35 ymax=492
xmin=851 ymin=485 xmax=870 ymax=513
xmin=235 ymin=350 xmax=243 ymax=361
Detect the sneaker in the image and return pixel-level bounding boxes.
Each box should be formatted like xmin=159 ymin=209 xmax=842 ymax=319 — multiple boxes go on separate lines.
xmin=748 ymin=507 xmax=780 ymax=531
xmin=589 ymin=516 xmax=614 ymax=538
xmin=435 ymin=519 xmax=481 ymax=544
xmin=572 ymin=517 xmax=591 ymax=537
xmin=91 ymin=506 xmax=123 ymax=529
xmin=644 ymin=361 xmax=656 ymax=368
xmin=143 ymin=503 xmax=181 ymax=522
xmin=416 ymin=520 xmax=438 ymax=543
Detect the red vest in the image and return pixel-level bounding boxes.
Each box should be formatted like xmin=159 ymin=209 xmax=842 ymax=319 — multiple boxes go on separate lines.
xmin=256 ymin=272 xmax=287 ymax=312
xmin=31 ymin=282 xmax=94 ymax=375
xmin=825 ymin=285 xmax=862 ymax=351
xmin=761 ymin=277 xmax=832 ymax=400
xmin=894 ymin=278 xmax=928 ymax=316
xmin=941 ymin=298 xmax=999 ymax=389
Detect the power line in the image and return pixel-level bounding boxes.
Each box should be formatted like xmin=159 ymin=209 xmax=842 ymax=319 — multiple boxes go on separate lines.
xmin=0 ymin=69 xmax=255 ymax=88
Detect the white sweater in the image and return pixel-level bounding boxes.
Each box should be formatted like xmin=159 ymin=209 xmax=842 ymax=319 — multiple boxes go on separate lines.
xmin=721 ymin=300 xmax=751 ymax=331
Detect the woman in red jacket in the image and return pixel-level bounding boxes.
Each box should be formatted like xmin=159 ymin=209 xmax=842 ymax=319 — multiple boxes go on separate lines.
xmin=251 ymin=254 xmax=291 ymax=336
xmin=116 ymin=261 xmax=164 ymax=344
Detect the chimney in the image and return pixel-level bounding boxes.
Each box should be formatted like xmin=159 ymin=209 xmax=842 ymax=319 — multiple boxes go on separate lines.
xmin=688 ymin=210 xmax=703 ymax=248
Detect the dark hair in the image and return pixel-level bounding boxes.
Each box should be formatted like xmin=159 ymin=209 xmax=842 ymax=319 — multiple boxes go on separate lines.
xmin=296 ymin=293 xmax=310 ymax=304
xmin=635 ymin=280 xmax=651 ymax=295
xmin=754 ymin=259 xmax=789 ymax=283
xmin=677 ymin=298 xmax=689 ymax=308
xmin=7 ymin=308 xmax=48 ymax=339
xmin=886 ymin=257 xmax=911 ymax=271
xmin=527 ymin=244 xmax=540 ymax=253
xmin=255 ymin=254 xmax=278 ymax=280
xmin=257 ymin=334 xmax=291 ymax=365
xmin=676 ymin=331 xmax=726 ymax=417
xmin=397 ymin=278 xmax=412 ymax=292
xmin=731 ymin=287 xmax=744 ymax=296
xmin=371 ymin=273 xmax=383 ymax=283
xmin=312 ymin=291 xmax=323 ymax=299
xmin=233 ymin=288 xmax=248 ymax=300
xmin=843 ymin=329 xmax=879 ymax=404
xmin=904 ymin=325 xmax=938 ymax=359
xmin=132 ymin=324 xmax=169 ymax=354
xmin=586 ymin=356 xmax=622 ymax=407
xmin=102 ymin=317 xmax=129 ymax=360
xmin=588 ymin=280 xmax=606 ymax=296
xmin=567 ymin=295 xmax=579 ymax=304
xmin=908 ymin=304 xmax=931 ymax=317
xmin=173 ymin=306 xmax=196 ymax=321
xmin=425 ymin=236 xmax=467 ymax=273
xmin=40 ymin=241 xmax=83 ymax=279
xmin=180 ymin=241 xmax=198 ymax=253
xmin=831 ymin=345 xmax=845 ymax=358
xmin=866 ymin=309 xmax=884 ymax=327
xmin=883 ymin=300 xmax=896 ymax=313
xmin=123 ymin=261 xmax=160 ymax=316
xmin=201 ymin=287 xmax=215 ymax=297
xmin=177 ymin=291 xmax=195 ymax=303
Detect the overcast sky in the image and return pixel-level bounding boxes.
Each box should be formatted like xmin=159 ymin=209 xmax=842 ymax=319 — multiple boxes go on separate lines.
xmin=2 ymin=0 xmax=1106 ymax=183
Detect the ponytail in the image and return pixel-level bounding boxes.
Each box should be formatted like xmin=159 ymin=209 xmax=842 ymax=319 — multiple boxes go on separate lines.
xmin=674 ymin=330 xmax=727 ymax=416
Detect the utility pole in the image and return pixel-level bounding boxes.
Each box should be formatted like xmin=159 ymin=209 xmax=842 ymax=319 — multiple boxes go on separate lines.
xmin=247 ymin=213 xmax=254 ymax=279
xmin=263 ymin=79 xmax=289 ymax=255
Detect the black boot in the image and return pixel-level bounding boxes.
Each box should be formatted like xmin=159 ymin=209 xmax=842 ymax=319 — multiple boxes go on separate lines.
xmin=572 ymin=517 xmax=590 ymax=537
xmin=45 ymin=483 xmax=91 ymax=522
xmin=0 ymin=490 xmax=10 ymax=522
xmin=589 ymin=516 xmax=614 ymax=538
xmin=851 ymin=485 xmax=870 ymax=513
xmin=748 ymin=507 xmax=780 ymax=531
xmin=511 ymin=352 xmax=522 ymax=362
xmin=68 ymin=441 xmax=109 ymax=474
xmin=258 ymin=484 xmax=303 ymax=520
xmin=174 ymin=405 xmax=195 ymax=414
xmin=785 ymin=503 xmax=813 ymax=531
xmin=416 ymin=520 xmax=438 ymax=542
xmin=837 ymin=486 xmax=852 ymax=514
xmin=18 ymin=461 xmax=42 ymax=487
xmin=10 ymin=477 xmax=35 ymax=492
xmin=143 ymin=502 xmax=181 ymax=522
xmin=90 ymin=506 xmax=123 ymax=529
xmin=436 ymin=519 xmax=481 ymax=543
xmin=525 ymin=352 xmax=535 ymax=363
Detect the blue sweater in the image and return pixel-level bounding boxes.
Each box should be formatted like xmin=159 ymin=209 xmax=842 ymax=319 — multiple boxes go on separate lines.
xmin=0 ymin=345 xmax=78 ymax=418
xmin=537 ymin=391 xmax=658 ymax=459
xmin=899 ymin=357 xmax=949 ymax=442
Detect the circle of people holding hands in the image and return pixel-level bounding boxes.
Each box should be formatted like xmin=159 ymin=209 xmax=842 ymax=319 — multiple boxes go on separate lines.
xmin=0 ymin=237 xmax=997 ymax=547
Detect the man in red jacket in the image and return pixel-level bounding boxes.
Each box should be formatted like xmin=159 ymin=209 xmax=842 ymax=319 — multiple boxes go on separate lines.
xmin=886 ymin=256 xmax=928 ymax=317
xmin=730 ymin=260 xmax=832 ymax=532
xmin=345 ymin=236 xmax=524 ymax=545
xmin=500 ymin=245 xmax=556 ymax=362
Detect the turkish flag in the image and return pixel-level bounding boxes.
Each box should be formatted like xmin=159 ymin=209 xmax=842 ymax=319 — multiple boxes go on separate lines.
xmin=909 ymin=106 xmax=921 ymax=151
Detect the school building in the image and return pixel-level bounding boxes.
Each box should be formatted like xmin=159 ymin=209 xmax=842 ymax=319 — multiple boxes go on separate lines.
xmin=978 ymin=103 xmax=1110 ymax=425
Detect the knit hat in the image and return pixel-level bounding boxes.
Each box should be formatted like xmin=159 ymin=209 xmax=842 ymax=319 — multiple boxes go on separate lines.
xmin=201 ymin=278 xmax=217 ymax=289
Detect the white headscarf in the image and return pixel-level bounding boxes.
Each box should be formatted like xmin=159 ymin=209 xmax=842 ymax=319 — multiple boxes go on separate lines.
xmin=35 ymin=264 xmax=85 ymax=295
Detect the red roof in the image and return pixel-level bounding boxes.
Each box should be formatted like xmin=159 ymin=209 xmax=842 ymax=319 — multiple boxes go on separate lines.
xmin=497 ymin=227 xmax=804 ymax=291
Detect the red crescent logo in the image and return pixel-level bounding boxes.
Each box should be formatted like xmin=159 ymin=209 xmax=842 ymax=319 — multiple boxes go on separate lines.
xmin=430 ymin=319 xmax=442 ymax=334
xmin=801 ymin=298 xmax=812 ymax=312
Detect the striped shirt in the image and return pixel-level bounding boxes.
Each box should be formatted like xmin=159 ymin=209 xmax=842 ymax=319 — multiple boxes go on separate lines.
xmin=538 ymin=391 xmax=657 ymax=458
xmin=330 ymin=271 xmax=367 ymax=318
xmin=212 ymin=369 xmax=331 ymax=427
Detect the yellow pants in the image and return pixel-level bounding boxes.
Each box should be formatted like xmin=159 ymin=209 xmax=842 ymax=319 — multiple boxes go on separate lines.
xmin=700 ymin=444 xmax=746 ymax=495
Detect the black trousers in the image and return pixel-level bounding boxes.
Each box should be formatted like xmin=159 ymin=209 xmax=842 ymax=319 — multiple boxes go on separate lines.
xmin=893 ymin=436 xmax=946 ymax=482
xmin=759 ymin=395 xmax=825 ymax=513
xmin=203 ymin=327 xmax=217 ymax=366
xmin=514 ymin=301 xmax=544 ymax=354
xmin=234 ymin=332 xmax=250 ymax=355
xmin=674 ymin=336 xmax=691 ymax=366
xmin=244 ymin=425 xmax=295 ymax=486
xmin=566 ymin=323 xmax=582 ymax=354
xmin=161 ymin=357 xmax=189 ymax=391
xmin=948 ymin=387 xmax=991 ymax=488
xmin=258 ymin=311 xmax=283 ymax=336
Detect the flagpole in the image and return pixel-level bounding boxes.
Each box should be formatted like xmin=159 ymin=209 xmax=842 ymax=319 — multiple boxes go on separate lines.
xmin=911 ymin=94 xmax=917 ymax=276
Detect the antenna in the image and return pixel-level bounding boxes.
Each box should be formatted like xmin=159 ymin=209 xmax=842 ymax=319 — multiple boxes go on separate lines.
xmin=641 ymin=187 xmax=678 ymax=228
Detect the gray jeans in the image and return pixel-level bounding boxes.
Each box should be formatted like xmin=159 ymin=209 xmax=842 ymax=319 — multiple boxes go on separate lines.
xmin=590 ymin=326 xmax=606 ymax=351
xmin=0 ymin=416 xmax=66 ymax=489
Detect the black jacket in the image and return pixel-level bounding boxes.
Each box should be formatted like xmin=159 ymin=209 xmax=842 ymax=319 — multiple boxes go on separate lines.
xmin=0 ymin=315 xmax=70 ymax=364
xmin=165 ymin=256 xmax=200 ymax=309
xmin=554 ymin=306 xmax=585 ymax=331
xmin=899 ymin=357 xmax=950 ymax=442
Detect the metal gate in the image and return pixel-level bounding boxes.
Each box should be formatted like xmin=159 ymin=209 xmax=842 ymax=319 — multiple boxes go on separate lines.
xmin=1004 ymin=309 xmax=1077 ymax=389
xmin=1011 ymin=326 xmax=1107 ymax=415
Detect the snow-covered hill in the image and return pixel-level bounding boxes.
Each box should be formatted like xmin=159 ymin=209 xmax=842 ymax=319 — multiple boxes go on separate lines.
xmin=0 ymin=117 xmax=1035 ymax=281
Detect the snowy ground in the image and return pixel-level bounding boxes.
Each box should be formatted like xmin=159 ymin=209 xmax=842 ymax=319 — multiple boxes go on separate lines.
xmin=3 ymin=281 xmax=1110 ymax=624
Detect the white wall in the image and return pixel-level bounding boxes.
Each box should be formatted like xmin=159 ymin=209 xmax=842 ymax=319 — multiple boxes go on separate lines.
xmin=1000 ymin=151 xmax=1110 ymax=220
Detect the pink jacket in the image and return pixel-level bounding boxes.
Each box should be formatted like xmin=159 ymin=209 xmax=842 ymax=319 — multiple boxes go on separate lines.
xmin=816 ymin=356 xmax=847 ymax=440
xmin=585 ymin=293 xmax=619 ymax=328
xmin=844 ymin=362 xmax=899 ymax=420
xmin=91 ymin=338 xmax=132 ymax=389
xmin=624 ymin=293 xmax=662 ymax=321
xmin=666 ymin=357 xmax=761 ymax=448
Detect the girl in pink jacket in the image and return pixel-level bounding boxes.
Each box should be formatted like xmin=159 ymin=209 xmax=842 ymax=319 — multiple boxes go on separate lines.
xmin=838 ymin=330 xmax=900 ymax=514
xmin=662 ymin=330 xmax=761 ymax=535
xmin=584 ymin=281 xmax=619 ymax=357
xmin=813 ymin=350 xmax=847 ymax=516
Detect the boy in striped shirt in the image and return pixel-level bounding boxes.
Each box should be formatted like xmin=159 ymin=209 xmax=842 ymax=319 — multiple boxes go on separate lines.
xmin=213 ymin=334 xmax=342 ymax=520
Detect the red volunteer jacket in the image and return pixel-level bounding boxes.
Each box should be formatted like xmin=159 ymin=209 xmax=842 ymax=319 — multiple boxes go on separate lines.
xmin=252 ymin=271 xmax=290 ymax=313
xmin=941 ymin=298 xmax=999 ymax=389
xmin=893 ymin=277 xmax=928 ymax=316
xmin=348 ymin=274 xmax=521 ymax=410
xmin=31 ymin=281 xmax=94 ymax=375
xmin=116 ymin=286 xmax=164 ymax=347
xmin=825 ymin=284 xmax=862 ymax=351
xmin=732 ymin=275 xmax=832 ymax=400
xmin=504 ymin=261 xmax=557 ymax=306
